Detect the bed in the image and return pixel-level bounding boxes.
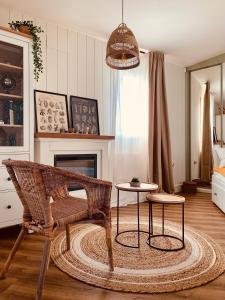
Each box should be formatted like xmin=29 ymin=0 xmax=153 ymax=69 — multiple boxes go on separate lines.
xmin=212 ymin=167 xmax=225 ymax=213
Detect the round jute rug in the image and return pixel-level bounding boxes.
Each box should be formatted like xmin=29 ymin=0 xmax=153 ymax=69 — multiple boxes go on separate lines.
xmin=51 ymin=218 xmax=225 ymax=293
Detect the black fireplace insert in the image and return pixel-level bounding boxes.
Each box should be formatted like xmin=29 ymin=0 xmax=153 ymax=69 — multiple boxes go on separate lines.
xmin=54 ymin=154 xmax=97 ymax=191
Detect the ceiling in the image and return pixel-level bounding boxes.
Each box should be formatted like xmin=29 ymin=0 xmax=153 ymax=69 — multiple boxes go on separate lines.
xmin=1 ymin=0 xmax=225 ymax=66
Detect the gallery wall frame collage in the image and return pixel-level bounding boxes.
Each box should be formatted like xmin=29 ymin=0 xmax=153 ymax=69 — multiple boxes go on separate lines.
xmin=34 ymin=90 xmax=100 ymax=135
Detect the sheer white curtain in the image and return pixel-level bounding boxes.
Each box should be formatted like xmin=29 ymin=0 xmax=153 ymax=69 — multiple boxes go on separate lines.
xmin=113 ymin=54 xmax=149 ymax=205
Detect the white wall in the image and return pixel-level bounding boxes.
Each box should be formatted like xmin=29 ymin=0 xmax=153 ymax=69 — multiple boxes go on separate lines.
xmin=0 ymin=4 xmax=114 ymax=135
xmin=0 ymin=4 xmax=186 ymax=188
xmin=165 ymin=62 xmax=186 ymax=190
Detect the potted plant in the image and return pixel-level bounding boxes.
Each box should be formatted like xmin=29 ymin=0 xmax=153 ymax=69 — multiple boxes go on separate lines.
xmin=8 ymin=21 xmax=44 ymax=81
xmin=130 ymin=177 xmax=141 ymax=187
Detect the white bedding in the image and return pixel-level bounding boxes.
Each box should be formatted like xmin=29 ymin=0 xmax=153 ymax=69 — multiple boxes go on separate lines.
xmin=213 ymin=171 xmax=225 ymax=185
xmin=212 ymin=172 xmax=225 ymax=213
xmin=213 ymin=146 xmax=225 ymax=167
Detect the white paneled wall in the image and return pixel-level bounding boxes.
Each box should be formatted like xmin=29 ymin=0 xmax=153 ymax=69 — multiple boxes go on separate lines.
xmin=0 ymin=6 xmax=9 ymax=25
xmin=86 ymin=36 xmax=95 ymax=98
xmin=67 ymin=30 xmax=78 ymax=97
xmin=0 ymin=4 xmax=113 ymax=134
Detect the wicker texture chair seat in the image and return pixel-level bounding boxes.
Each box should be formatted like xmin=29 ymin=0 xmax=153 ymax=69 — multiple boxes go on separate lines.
xmin=51 ymin=196 xmax=88 ymax=227
xmin=0 ymin=159 xmax=114 ymax=300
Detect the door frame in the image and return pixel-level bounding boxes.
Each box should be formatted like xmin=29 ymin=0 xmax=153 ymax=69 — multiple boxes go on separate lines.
xmin=186 ymin=54 xmax=225 ymax=180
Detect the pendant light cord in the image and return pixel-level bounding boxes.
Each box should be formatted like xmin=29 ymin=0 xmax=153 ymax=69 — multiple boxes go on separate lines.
xmin=122 ymin=0 xmax=124 ymax=23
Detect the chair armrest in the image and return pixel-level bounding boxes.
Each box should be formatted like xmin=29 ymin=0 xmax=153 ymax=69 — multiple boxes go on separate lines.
xmin=62 ymin=172 xmax=112 ymax=218
xmin=41 ymin=168 xmax=112 ymax=218
xmin=85 ymin=182 xmax=112 ymax=219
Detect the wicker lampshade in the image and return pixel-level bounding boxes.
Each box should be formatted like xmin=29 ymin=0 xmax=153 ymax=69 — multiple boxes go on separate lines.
xmin=106 ymin=22 xmax=140 ymax=70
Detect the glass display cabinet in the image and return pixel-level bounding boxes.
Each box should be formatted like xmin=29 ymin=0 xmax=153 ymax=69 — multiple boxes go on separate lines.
xmin=0 ymin=31 xmax=31 ymax=152
xmin=0 ymin=41 xmax=24 ymax=146
xmin=0 ymin=27 xmax=33 ymax=228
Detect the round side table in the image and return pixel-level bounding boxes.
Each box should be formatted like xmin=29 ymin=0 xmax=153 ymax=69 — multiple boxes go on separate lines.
xmin=115 ymin=182 xmax=158 ymax=248
xmin=146 ymin=193 xmax=185 ymax=251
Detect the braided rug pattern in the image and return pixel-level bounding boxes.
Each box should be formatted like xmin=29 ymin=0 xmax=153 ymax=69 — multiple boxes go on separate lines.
xmin=51 ymin=218 xmax=225 ymax=293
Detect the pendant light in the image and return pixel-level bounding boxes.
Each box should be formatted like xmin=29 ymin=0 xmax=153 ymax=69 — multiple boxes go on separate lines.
xmin=106 ymin=0 xmax=140 ymax=70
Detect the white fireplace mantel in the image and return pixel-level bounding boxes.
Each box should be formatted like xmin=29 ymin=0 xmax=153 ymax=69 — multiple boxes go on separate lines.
xmin=34 ymin=133 xmax=115 ymax=183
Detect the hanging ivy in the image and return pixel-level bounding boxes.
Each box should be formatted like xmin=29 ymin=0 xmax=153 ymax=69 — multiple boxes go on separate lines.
xmin=9 ymin=20 xmax=44 ymax=81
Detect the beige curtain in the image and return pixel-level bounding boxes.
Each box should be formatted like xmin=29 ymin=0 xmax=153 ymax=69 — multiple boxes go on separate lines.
xmin=148 ymin=51 xmax=174 ymax=193
xmin=200 ymin=82 xmax=213 ymax=181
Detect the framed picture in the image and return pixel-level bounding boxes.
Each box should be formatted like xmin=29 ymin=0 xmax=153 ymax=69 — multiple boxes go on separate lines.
xmin=70 ymin=96 xmax=100 ymax=135
xmin=34 ymin=90 xmax=69 ymax=133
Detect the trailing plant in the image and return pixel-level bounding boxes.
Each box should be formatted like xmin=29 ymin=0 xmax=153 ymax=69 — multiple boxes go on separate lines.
xmin=9 ymin=20 xmax=44 ymax=81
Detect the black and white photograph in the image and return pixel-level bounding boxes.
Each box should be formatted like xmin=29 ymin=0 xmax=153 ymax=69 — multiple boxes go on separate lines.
xmin=70 ymin=96 xmax=100 ymax=135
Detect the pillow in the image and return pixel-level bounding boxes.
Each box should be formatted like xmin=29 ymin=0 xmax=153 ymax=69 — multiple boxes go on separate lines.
xmin=213 ymin=146 xmax=221 ymax=167
xmin=215 ymin=147 xmax=225 ymax=161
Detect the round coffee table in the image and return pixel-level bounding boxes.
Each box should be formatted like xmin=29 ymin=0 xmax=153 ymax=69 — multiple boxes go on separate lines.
xmin=115 ymin=182 xmax=158 ymax=248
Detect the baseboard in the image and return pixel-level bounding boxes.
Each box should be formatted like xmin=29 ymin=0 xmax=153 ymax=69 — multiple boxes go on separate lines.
xmin=174 ymin=184 xmax=182 ymax=193
xmin=197 ymin=187 xmax=212 ymax=194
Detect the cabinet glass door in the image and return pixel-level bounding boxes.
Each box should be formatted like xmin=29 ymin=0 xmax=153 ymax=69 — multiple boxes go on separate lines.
xmin=0 ymin=40 xmax=24 ymax=147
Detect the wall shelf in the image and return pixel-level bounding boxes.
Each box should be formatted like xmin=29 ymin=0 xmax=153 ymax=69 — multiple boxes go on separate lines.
xmin=0 ymin=124 xmax=23 ymax=128
xmin=0 ymin=26 xmax=32 ymax=39
xmin=35 ymin=132 xmax=115 ymax=140
xmin=0 ymin=62 xmax=23 ymax=73
xmin=0 ymin=93 xmax=23 ymax=100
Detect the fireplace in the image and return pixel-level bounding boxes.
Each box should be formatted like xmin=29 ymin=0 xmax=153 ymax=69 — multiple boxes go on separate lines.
xmin=54 ymin=154 xmax=97 ymax=191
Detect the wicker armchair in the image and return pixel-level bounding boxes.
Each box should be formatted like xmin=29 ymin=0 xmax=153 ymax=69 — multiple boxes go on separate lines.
xmin=0 ymin=159 xmax=113 ymax=300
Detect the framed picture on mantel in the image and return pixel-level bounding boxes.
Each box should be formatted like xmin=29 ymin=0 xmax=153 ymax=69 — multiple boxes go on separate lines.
xmin=70 ymin=96 xmax=100 ymax=135
xmin=34 ymin=90 xmax=69 ymax=133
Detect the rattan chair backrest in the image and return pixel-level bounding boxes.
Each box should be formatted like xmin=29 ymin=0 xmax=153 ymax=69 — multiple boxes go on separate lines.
xmin=3 ymin=159 xmax=52 ymax=225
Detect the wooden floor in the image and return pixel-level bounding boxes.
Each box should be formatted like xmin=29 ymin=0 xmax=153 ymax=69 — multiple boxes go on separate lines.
xmin=0 ymin=193 xmax=225 ymax=300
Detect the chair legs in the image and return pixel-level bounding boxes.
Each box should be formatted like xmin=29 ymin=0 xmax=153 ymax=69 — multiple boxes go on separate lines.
xmin=0 ymin=227 xmax=26 ymax=279
xmin=35 ymin=238 xmax=52 ymax=300
xmin=66 ymin=224 xmax=70 ymax=251
xmin=105 ymin=224 xmax=114 ymax=271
